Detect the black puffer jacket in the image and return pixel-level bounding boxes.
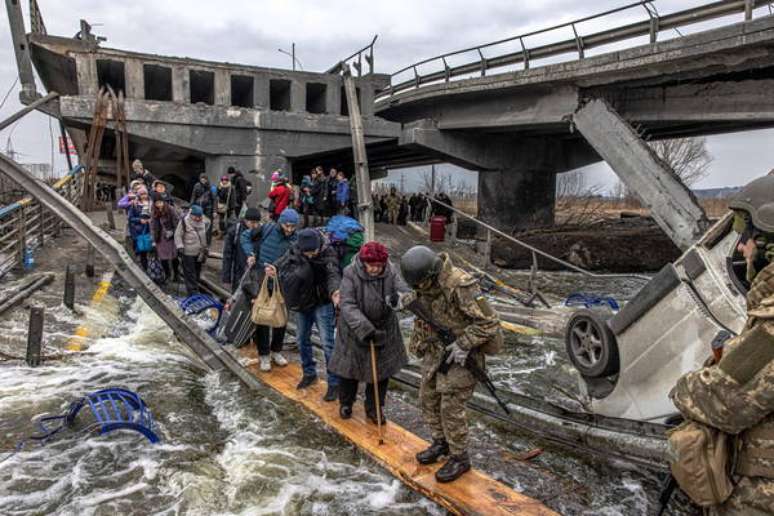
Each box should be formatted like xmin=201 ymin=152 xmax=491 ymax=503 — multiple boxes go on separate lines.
xmin=329 ymin=258 xmax=410 ymax=382
xmin=275 ymin=244 xmax=341 ymax=312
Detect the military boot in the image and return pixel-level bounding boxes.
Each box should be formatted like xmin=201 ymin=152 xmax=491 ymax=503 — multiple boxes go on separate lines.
xmin=435 ymin=453 xmax=471 ymax=483
xmin=415 ymin=439 xmax=449 ymax=465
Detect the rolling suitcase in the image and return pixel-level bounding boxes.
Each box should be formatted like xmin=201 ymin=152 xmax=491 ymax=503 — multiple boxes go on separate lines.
xmin=215 ymin=270 xmax=255 ymax=347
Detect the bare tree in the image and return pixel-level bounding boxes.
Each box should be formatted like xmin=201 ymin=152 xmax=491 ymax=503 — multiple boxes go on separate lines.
xmin=555 ymin=170 xmax=606 ymax=226
xmin=650 ymin=137 xmax=713 ymax=186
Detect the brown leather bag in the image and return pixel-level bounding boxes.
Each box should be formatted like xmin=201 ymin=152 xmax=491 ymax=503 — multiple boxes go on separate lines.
xmin=667 ymin=420 xmax=734 ymax=507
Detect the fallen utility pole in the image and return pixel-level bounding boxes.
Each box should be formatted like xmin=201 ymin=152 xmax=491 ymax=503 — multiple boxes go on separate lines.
xmin=343 ymin=66 xmax=374 ymax=242
xmin=0 ymin=91 xmax=59 ymax=132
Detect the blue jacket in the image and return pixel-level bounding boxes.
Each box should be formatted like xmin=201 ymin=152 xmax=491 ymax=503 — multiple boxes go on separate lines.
xmin=258 ymin=223 xmax=296 ymax=266
xmin=127 ymin=205 xmax=149 ymax=238
xmin=239 ymin=226 xmax=259 ymax=259
xmin=336 ymin=178 xmax=350 ymax=206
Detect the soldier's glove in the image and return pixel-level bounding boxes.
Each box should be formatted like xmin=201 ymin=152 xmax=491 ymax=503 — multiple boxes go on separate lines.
xmin=444 ymin=342 xmax=469 ymax=367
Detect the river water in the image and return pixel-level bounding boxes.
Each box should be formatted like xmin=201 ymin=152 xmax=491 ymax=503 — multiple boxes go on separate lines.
xmin=0 ymin=269 xmax=691 ymax=515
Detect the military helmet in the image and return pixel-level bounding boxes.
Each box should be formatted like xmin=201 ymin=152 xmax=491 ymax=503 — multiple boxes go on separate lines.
xmin=729 ymin=175 xmax=774 ymax=234
xmin=400 ymin=245 xmax=442 ymax=287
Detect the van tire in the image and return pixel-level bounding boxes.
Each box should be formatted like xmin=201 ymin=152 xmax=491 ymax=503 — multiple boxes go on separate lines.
xmin=565 ymin=309 xmax=620 ymax=378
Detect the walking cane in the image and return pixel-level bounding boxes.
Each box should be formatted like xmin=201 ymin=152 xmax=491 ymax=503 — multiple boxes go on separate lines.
xmin=369 ymin=341 xmax=385 ymax=445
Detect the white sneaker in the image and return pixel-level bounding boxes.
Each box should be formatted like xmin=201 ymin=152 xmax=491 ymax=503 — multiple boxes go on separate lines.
xmin=259 ymin=355 xmax=271 ymax=372
xmin=242 ymin=357 xmax=259 ymax=367
xmin=271 ymin=352 xmax=288 ymax=367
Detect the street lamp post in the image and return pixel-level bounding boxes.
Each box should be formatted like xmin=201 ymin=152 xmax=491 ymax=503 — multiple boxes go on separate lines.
xmin=278 ymin=43 xmax=303 ymax=71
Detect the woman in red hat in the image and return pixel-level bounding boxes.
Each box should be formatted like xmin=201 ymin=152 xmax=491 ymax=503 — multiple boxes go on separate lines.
xmin=328 ymin=241 xmax=411 ymax=423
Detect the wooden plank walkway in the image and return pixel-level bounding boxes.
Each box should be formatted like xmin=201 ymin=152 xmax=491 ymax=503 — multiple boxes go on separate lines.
xmin=237 ymin=346 xmax=556 ymax=516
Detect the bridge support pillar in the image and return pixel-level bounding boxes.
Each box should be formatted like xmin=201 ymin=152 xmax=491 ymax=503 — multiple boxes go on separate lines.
xmin=478 ymin=167 xmax=557 ymax=232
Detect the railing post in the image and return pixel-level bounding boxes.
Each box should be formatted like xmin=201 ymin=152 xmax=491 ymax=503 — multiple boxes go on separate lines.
xmin=26 ymin=306 xmax=44 ymax=367
xmin=571 ymin=23 xmax=585 ymax=59
xmin=64 ymin=264 xmax=75 ymax=309
xmin=85 ymin=246 xmax=95 ymax=278
xmin=16 ymin=209 xmax=26 ymax=269
xmin=39 ymin=202 xmax=45 ymax=247
xmin=519 ymin=37 xmax=530 ymax=70
xmin=745 ymin=0 xmax=754 ymax=20
xmin=482 ymin=229 xmax=492 ymax=270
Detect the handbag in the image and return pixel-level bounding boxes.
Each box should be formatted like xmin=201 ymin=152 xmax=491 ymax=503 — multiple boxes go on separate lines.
xmin=147 ymin=255 xmax=166 ymax=284
xmin=250 ymin=275 xmax=288 ymax=328
xmin=135 ymin=232 xmax=153 ymax=253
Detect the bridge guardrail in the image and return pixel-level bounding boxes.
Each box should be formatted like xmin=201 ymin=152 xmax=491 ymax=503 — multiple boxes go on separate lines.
xmin=0 ymin=165 xmax=84 ymax=276
xmin=379 ymin=0 xmax=771 ymax=99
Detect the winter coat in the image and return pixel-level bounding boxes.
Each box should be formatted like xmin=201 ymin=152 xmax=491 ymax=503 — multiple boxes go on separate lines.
xmin=216 ymin=182 xmax=237 ymax=213
xmin=327 ymin=176 xmax=338 ymax=210
xmin=312 ymin=177 xmax=327 ymax=211
xmin=231 ymin=172 xmax=248 ymax=208
xmin=258 ymin=223 xmax=296 ymax=266
xmin=222 ymin=220 xmax=248 ymax=287
xmin=329 ymin=258 xmax=410 ymax=382
xmin=191 ymin=181 xmax=215 ymax=216
xmin=150 ymin=205 xmax=180 ymax=260
xmin=274 ymin=242 xmax=341 ymax=312
xmin=131 ymin=170 xmax=156 ymax=190
xmin=127 ymin=203 xmax=150 ymax=239
xmin=268 ymin=183 xmax=292 ymax=217
xmin=174 ymin=214 xmax=209 ymax=257
xmin=336 ymin=178 xmax=350 ymax=206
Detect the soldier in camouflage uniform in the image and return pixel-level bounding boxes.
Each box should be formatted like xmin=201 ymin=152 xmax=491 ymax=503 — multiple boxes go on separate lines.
xmin=671 ymin=174 xmax=774 ymax=515
xmin=400 ymin=245 xmax=501 ymax=483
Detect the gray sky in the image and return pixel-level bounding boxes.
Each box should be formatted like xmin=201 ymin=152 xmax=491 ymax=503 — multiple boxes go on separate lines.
xmin=1 ymin=0 xmax=773 ymax=190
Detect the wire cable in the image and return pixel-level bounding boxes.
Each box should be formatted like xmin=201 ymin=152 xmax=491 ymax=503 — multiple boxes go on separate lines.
xmin=0 ymin=77 xmax=19 ymax=113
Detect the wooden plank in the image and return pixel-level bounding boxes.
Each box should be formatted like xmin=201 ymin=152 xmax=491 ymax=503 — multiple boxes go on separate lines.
xmin=238 ymin=346 xmax=555 ymax=516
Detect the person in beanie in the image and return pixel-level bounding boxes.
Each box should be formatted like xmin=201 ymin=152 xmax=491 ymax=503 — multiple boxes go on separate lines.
xmin=329 ymin=242 xmax=410 ymax=422
xmin=150 ymin=193 xmax=181 ymax=282
xmin=243 ymin=208 xmax=298 ymax=371
xmin=271 ymin=227 xmax=341 ymax=399
xmin=174 ymin=204 xmax=210 ymax=296
xmin=191 ymin=174 xmax=216 ymax=244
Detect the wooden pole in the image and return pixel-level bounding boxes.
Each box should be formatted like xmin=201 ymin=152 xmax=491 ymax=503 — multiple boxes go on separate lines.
xmin=343 ymin=68 xmax=374 ymax=242
xmin=105 ymin=202 xmax=116 ymax=230
xmin=64 ymin=264 xmax=75 ymax=309
xmin=369 ymin=342 xmax=384 ymax=445
xmin=26 ymin=306 xmax=44 ymax=367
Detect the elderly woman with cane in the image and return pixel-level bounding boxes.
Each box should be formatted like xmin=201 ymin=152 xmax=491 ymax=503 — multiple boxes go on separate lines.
xmin=329 ymin=241 xmax=411 ymax=424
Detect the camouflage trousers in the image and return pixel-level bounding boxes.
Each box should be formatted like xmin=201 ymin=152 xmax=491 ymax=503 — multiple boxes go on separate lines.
xmin=419 ymin=372 xmax=476 ymax=456
xmin=713 ymin=476 xmax=774 ymax=516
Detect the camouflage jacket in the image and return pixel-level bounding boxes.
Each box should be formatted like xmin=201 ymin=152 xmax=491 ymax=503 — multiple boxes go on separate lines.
xmin=671 ymin=262 xmax=774 ymax=497
xmin=408 ymin=253 xmax=501 ymax=392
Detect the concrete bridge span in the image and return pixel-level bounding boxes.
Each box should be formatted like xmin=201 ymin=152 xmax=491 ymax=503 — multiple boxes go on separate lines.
xmin=366 ymin=6 xmax=774 ymax=243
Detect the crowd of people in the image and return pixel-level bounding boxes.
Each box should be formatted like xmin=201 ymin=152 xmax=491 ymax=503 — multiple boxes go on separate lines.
xmin=114 ymin=159 xmax=774 ymax=501
xmin=372 ymin=189 xmax=455 ymax=226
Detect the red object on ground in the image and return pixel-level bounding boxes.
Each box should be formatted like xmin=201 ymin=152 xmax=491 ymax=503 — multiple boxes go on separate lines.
xmin=430 ymin=216 xmax=446 ymax=242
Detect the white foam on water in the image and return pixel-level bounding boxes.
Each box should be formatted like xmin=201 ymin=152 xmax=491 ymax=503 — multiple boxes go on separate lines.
xmin=2 ymin=290 xmax=440 ymax=514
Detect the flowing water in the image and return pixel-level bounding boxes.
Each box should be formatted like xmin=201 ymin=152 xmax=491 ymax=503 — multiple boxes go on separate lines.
xmin=0 ymin=269 xmax=694 ymax=515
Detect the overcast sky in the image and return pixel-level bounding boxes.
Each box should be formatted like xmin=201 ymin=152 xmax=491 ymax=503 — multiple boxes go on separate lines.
xmin=1 ymin=0 xmax=773 ymax=192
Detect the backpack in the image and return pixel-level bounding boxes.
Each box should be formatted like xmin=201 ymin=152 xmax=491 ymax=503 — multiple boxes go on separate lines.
xmin=147 ymin=254 xmax=166 ymax=284
xmin=325 ymin=215 xmax=363 ymax=243
xmin=325 ymin=216 xmax=364 ymax=268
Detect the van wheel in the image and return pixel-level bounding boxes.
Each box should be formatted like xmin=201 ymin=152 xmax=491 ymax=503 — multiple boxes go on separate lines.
xmin=565 ymin=309 xmax=619 ymax=378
